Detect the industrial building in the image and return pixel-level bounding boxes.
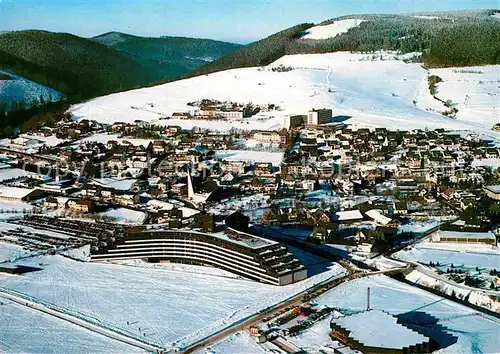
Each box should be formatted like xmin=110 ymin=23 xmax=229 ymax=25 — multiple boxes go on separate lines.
xmin=91 ymin=228 xmax=308 ymax=285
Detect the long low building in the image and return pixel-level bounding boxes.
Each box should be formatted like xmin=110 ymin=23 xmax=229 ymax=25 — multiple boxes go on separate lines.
xmin=432 ymin=230 xmax=497 ymax=245
xmin=91 ymin=228 xmax=307 ymax=286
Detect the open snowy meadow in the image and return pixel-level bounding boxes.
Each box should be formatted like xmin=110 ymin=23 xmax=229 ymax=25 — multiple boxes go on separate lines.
xmin=0 ymin=254 xmax=345 ymax=351
xmin=69 ymin=52 xmax=500 ymax=143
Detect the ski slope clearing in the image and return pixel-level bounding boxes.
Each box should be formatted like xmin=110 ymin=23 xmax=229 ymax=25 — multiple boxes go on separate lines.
xmin=0 ymin=299 xmax=145 ymax=354
xmin=302 ymin=19 xmax=365 ymax=39
xmin=0 ymin=255 xmax=345 ymax=351
xmin=69 ymin=52 xmax=500 ymax=141
xmin=295 ymin=275 xmax=500 ymax=354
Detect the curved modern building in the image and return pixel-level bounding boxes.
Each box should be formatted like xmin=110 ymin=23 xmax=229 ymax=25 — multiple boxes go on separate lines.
xmin=91 ymin=228 xmax=307 ymax=285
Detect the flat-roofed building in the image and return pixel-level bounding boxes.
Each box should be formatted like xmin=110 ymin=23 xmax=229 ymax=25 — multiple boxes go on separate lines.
xmin=330 ymin=310 xmax=431 ymax=354
xmin=252 ymin=131 xmax=287 ymax=145
xmin=432 ymin=230 xmax=496 ymax=245
xmin=483 ymin=185 xmax=500 ymax=201
xmin=91 ymin=228 xmax=307 ymax=286
xmin=307 ymin=108 xmax=332 ymax=126
xmin=219 ymin=111 xmax=243 ymax=120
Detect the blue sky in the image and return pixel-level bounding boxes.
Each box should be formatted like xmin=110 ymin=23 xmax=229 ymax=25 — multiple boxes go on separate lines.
xmin=0 ymin=0 xmax=498 ymax=43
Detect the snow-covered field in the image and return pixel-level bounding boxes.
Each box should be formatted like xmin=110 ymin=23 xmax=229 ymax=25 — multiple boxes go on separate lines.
xmin=198 ymin=331 xmax=265 ymax=354
xmin=0 ymin=201 xmax=33 ymax=221
xmin=73 ymin=133 xmax=154 ymax=148
xmin=293 ymin=274 xmax=500 ymax=354
xmin=0 ymin=242 xmax=28 ymax=263
xmin=0 ymin=255 xmax=345 ymax=351
xmin=69 ymin=52 xmax=500 ymax=141
xmin=0 ymin=168 xmax=34 ymax=182
xmin=215 ymin=150 xmax=283 ymax=165
xmin=395 ymin=239 xmax=500 ymax=271
xmin=471 ymin=158 xmax=500 ymax=169
xmin=0 ymin=299 xmax=145 ymax=354
xmin=302 ymin=19 xmax=364 ymax=40
xmin=97 ymin=207 xmax=146 ymax=225
xmin=426 ymin=66 xmax=500 ymax=129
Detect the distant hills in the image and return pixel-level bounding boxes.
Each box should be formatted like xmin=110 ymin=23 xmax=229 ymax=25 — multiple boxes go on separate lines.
xmin=0 ymin=9 xmax=498 ymax=113
xmin=0 ymin=30 xmax=241 ymax=104
xmin=92 ymin=32 xmax=242 ymax=80
xmin=186 ymin=10 xmax=500 ymax=79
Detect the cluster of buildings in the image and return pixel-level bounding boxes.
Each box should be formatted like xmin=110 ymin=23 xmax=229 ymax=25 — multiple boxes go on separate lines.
xmin=0 ymin=106 xmax=499 ymax=286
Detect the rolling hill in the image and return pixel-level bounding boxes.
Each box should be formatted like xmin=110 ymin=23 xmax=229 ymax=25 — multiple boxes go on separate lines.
xmin=92 ymin=32 xmax=242 ymax=80
xmin=0 ymin=30 xmax=242 ymax=106
xmin=69 ymin=51 xmax=500 ymax=142
xmin=186 ymin=10 xmax=500 ymax=79
xmin=0 ymin=30 xmax=158 ymax=102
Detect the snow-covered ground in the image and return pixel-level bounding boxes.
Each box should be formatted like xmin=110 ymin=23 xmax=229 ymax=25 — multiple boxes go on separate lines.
xmin=0 ymin=201 xmax=34 ymax=221
xmin=207 ymin=193 xmax=270 ymax=219
xmin=73 ymin=133 xmax=154 ymax=148
xmin=395 ymin=239 xmax=500 ymax=271
xmin=68 ymin=52 xmax=500 ymax=142
xmin=292 ymin=274 xmax=500 ymax=354
xmin=96 ymin=207 xmax=146 ymax=225
xmin=0 ymin=299 xmax=145 ymax=354
xmin=0 ymin=255 xmax=345 ymax=351
xmin=215 ymin=150 xmax=283 ymax=165
xmin=397 ymin=219 xmax=442 ymax=234
xmin=0 ymin=242 xmax=29 ymax=263
xmin=0 ymin=168 xmax=34 ymax=182
xmin=412 ymin=15 xmax=440 ymax=20
xmin=0 ymin=70 xmax=63 ymax=109
xmin=197 ymin=331 xmax=266 ymax=354
xmin=108 ymin=259 xmax=241 ymax=279
xmin=426 ymin=66 xmax=500 ymax=129
xmin=302 ymin=19 xmax=364 ymax=40
xmin=471 ymin=158 xmax=500 ymax=169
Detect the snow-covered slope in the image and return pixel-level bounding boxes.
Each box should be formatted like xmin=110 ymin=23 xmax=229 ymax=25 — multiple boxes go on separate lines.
xmin=0 ymin=70 xmax=63 ymax=109
xmin=302 ymin=19 xmax=364 ymax=40
xmin=69 ymin=52 xmax=500 ymax=140
xmin=426 ymin=66 xmax=499 ymax=129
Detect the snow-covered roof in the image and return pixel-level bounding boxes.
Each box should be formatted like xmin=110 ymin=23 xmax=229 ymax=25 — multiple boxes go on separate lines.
xmin=334 ymin=210 xmax=363 ymax=221
xmin=439 ymin=230 xmax=496 ymax=241
xmin=146 ymin=199 xmax=200 ymax=218
xmin=91 ymin=178 xmax=137 ymax=191
xmin=484 ymin=185 xmax=500 ymax=194
xmin=332 ymin=310 xmax=429 ymax=349
xmin=365 ymin=209 xmax=392 ymax=225
xmin=0 ymin=186 xmax=36 ymax=200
